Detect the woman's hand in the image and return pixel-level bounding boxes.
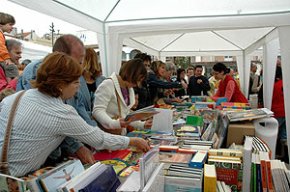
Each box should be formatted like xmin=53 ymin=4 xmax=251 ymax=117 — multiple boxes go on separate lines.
xmin=119 ymin=118 xmax=131 ymax=128
xmin=144 ymin=118 xmax=153 ymax=129
xmin=129 ymin=137 xmax=150 ymax=152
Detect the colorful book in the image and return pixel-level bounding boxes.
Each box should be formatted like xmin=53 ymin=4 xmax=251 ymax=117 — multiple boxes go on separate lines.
xmin=39 ymin=160 xmax=84 ymax=192
xmin=93 ymin=149 xmax=132 ymax=161
xmin=204 ymin=164 xmax=217 ymax=192
xmin=207 ymin=158 xmax=242 ymax=192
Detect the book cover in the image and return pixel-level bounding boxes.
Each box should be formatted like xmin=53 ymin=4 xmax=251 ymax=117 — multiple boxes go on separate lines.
xmin=100 ymin=159 xmax=129 ymax=175
xmin=204 ymin=164 xmax=217 ymax=192
xmin=93 ymin=149 xmax=132 ymax=161
xmin=125 ymin=106 xmax=159 ymax=122
xmin=79 ymin=165 xmax=121 ymax=192
xmin=39 ymin=160 xmax=84 ymax=192
xmin=207 ymin=159 xmax=242 ymax=192
xmin=159 ymin=152 xmax=192 ymax=164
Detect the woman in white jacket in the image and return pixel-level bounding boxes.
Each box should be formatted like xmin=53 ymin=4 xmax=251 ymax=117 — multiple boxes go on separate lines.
xmin=93 ymin=59 xmax=152 ymax=135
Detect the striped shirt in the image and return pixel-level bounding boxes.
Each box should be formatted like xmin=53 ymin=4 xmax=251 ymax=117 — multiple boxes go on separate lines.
xmin=0 ymin=89 xmax=129 ymax=177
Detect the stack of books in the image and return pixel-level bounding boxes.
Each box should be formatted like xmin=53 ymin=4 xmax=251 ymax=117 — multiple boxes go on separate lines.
xmin=163 ymin=163 xmax=203 ymax=192
xmin=207 ymin=148 xmax=243 ymax=192
xmin=226 ymin=108 xmax=273 ymax=122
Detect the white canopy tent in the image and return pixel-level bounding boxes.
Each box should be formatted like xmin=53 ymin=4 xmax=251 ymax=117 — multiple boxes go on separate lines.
xmin=10 ymin=0 xmax=290 ymax=157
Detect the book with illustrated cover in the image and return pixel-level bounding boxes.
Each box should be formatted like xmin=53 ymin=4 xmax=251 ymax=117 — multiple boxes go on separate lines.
xmin=207 ymin=158 xmax=242 ymax=192
xmin=39 ymin=159 xmax=84 ymax=192
xmin=226 ymin=108 xmax=273 ymax=122
xmin=125 ymin=106 xmax=159 ymax=122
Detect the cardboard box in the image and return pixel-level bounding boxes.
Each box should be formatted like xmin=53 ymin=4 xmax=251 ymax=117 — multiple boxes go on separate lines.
xmin=226 ymin=121 xmax=255 ymax=147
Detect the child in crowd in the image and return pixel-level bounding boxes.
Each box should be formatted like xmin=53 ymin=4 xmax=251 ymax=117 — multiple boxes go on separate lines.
xmin=0 ymin=12 xmax=15 ymax=65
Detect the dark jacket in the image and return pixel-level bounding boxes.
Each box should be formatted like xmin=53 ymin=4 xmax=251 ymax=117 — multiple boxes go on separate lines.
xmin=147 ymin=72 xmax=182 ymax=104
xmin=188 ymin=75 xmax=210 ymax=96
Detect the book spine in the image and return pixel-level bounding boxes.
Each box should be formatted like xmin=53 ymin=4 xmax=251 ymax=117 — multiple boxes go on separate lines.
xmin=265 ymin=161 xmax=274 ymax=192
xmin=256 ymin=163 xmax=262 ymax=192
xmin=208 ymin=149 xmax=243 ymax=157
xmin=260 ymin=160 xmax=268 ymax=192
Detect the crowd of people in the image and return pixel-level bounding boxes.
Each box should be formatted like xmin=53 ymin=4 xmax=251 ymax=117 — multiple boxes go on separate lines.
xmin=0 ymin=11 xmax=287 ymax=178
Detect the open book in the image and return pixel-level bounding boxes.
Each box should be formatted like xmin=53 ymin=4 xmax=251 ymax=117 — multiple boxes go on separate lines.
xmin=125 ymin=106 xmax=159 ymax=122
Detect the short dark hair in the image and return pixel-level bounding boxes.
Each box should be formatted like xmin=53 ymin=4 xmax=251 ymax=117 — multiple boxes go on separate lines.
xmin=31 ymin=52 xmax=82 ymax=97
xmin=134 ymin=53 xmax=151 ymax=63
xmin=275 ymin=66 xmax=282 ymax=81
xmin=119 ymin=58 xmax=147 ymax=85
xmin=0 ymin=12 xmax=15 ymax=25
xmin=52 ymin=34 xmax=84 ymax=54
xmin=213 ymin=62 xmax=230 ymax=74
xmin=194 ymin=65 xmax=203 ymax=70
xmin=177 ymin=68 xmax=185 ymax=80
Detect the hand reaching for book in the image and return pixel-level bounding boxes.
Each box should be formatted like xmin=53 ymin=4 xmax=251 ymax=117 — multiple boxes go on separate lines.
xmin=129 ymin=138 xmax=150 ymax=152
xmin=75 ymin=146 xmax=95 ymax=164
xmin=119 ymin=118 xmax=132 ymax=128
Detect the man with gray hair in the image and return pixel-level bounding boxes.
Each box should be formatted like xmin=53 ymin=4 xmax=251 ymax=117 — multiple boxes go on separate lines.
xmin=0 ymin=39 xmax=21 ymax=91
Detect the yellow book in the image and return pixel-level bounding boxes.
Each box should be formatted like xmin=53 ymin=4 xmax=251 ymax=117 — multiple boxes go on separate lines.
xmin=204 ymin=164 xmax=217 ymax=192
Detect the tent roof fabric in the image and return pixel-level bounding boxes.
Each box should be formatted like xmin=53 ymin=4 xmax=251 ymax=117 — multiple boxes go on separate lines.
xmin=9 ymin=0 xmax=290 ymax=57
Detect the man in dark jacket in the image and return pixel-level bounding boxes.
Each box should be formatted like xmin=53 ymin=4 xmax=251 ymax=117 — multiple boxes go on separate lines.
xmin=188 ymin=65 xmax=210 ymax=96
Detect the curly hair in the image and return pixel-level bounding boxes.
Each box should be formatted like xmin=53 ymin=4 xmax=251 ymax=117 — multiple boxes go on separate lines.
xmin=31 ymin=52 xmax=82 ymax=97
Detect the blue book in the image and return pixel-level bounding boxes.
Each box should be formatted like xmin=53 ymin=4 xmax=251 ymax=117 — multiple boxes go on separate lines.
xmin=79 ymin=165 xmax=121 ymax=192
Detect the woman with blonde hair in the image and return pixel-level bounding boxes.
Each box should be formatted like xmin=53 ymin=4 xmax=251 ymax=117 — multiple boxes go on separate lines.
xmin=82 ymin=48 xmax=106 ymax=109
xmin=147 ymin=60 xmax=186 ymax=104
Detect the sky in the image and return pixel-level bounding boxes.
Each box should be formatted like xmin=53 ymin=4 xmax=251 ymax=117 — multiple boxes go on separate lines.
xmin=0 ymin=0 xmax=84 ymax=37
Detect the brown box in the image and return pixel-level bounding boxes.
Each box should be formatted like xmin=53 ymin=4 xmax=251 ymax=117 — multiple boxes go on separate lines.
xmin=226 ymin=121 xmax=255 ymax=147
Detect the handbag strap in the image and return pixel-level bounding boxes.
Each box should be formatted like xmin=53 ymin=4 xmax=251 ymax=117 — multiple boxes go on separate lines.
xmin=0 ymin=91 xmax=25 ymax=174
xmin=107 ymin=78 xmax=122 ymax=117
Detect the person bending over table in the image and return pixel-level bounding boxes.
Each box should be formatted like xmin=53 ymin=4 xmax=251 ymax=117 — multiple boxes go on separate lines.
xmin=93 ymin=59 xmax=152 ymax=135
xmin=211 ymin=62 xmax=248 ymax=103
xmin=0 ymin=52 xmax=150 ymax=177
